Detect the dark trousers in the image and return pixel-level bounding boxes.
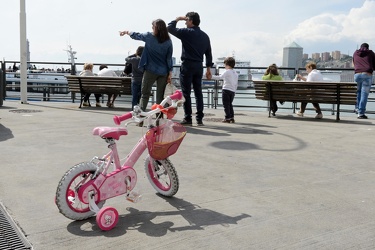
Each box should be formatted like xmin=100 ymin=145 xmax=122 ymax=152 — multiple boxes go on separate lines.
xmin=300 ymin=102 xmax=322 ymax=114
xmin=222 ymin=89 xmax=235 ymax=119
xmin=83 ymin=93 xmax=101 ymax=103
xmin=179 ymin=61 xmax=204 ymax=121
xmin=270 ymin=100 xmax=278 ymax=114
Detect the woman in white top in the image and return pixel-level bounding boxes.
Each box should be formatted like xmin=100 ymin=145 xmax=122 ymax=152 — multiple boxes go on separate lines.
xmin=98 ymin=64 xmax=118 ymax=108
xmin=295 ymin=62 xmax=324 ymax=119
xmin=211 ymin=57 xmax=238 ymax=123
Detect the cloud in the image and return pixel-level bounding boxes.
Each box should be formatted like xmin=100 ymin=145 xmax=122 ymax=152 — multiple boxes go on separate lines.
xmin=342 ymin=0 xmax=375 ymax=41
xmin=283 ymin=0 xmax=375 ymax=55
xmin=2 ymin=0 xmax=373 ymax=69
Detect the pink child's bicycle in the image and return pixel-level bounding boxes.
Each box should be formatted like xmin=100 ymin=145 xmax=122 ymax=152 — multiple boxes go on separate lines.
xmin=55 ymin=91 xmax=186 ymax=231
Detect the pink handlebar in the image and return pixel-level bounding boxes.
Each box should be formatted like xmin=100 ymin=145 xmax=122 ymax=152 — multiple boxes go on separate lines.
xmin=169 ymin=90 xmax=183 ymax=100
xmin=113 ymin=112 xmax=132 ymax=125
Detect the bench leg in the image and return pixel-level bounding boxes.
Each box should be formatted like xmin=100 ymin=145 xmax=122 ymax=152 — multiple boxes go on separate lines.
xmin=335 ymin=103 xmax=340 ymax=121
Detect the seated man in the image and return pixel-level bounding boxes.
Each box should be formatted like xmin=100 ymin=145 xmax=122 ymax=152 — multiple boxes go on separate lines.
xmin=98 ymin=64 xmax=118 ymax=108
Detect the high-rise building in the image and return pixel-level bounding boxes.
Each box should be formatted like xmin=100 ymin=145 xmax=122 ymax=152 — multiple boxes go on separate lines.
xmin=332 ymin=50 xmax=341 ymax=60
xmin=282 ymin=41 xmax=303 ymax=79
xmin=321 ymin=52 xmax=330 ymax=62
xmin=312 ymin=53 xmax=320 ymax=61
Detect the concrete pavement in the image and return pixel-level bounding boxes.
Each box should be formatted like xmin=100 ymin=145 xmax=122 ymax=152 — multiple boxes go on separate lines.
xmin=0 ymin=100 xmax=374 ymax=250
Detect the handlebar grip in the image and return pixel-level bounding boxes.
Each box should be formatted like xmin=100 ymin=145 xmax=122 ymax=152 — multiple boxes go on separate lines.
xmin=169 ymin=90 xmax=183 ymax=100
xmin=113 ymin=112 xmax=132 ymax=125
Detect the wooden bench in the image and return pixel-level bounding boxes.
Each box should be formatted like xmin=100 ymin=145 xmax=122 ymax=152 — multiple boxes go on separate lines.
xmin=66 ymin=75 xmax=132 ymax=108
xmin=253 ymin=80 xmax=357 ymax=121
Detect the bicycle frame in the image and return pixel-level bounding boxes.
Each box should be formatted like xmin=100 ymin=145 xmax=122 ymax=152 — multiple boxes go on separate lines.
xmin=95 ymin=134 xmax=148 ymax=176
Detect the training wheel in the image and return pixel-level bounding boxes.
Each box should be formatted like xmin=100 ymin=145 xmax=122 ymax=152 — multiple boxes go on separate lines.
xmin=96 ymin=206 xmax=119 ymax=231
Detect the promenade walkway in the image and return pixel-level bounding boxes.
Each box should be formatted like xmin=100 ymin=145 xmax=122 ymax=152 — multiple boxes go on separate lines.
xmin=0 ymin=100 xmax=374 ymax=250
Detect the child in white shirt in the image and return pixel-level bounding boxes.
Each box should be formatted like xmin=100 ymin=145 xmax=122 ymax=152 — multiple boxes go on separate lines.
xmin=211 ymin=57 xmax=239 ymax=123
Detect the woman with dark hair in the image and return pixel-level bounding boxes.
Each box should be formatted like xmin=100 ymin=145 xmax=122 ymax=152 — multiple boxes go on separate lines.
xmin=119 ymin=19 xmax=173 ymax=112
xmin=262 ymin=64 xmax=283 ymax=116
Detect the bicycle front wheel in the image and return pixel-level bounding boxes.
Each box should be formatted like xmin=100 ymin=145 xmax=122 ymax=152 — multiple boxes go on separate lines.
xmin=56 ymin=162 xmax=105 ymax=220
xmin=145 ymin=156 xmax=179 ymax=197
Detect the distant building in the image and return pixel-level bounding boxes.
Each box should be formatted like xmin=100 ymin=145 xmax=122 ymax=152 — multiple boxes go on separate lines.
xmin=312 ymin=53 xmax=320 ymax=61
xmin=303 ymin=53 xmax=309 ymax=60
xmin=332 ymin=50 xmax=341 ymax=60
xmin=282 ymin=41 xmax=303 ymax=79
xmin=321 ymin=52 xmax=330 ymax=62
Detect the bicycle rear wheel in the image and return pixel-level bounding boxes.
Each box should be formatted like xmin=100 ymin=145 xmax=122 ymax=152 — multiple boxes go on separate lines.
xmin=56 ymin=162 xmax=105 ymax=220
xmin=145 ymin=156 xmax=179 ymax=197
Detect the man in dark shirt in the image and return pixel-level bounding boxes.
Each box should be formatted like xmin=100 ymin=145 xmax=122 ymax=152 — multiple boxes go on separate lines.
xmin=353 ymin=43 xmax=375 ymax=119
xmin=168 ymin=12 xmax=213 ymax=126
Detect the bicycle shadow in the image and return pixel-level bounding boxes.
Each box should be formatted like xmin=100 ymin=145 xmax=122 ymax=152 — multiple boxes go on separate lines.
xmin=119 ymin=195 xmax=251 ymax=235
xmin=66 ymin=196 xmax=251 ymax=236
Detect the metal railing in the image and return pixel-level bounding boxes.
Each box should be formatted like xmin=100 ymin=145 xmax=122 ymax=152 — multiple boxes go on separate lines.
xmin=1 ymin=60 xmax=374 ymax=116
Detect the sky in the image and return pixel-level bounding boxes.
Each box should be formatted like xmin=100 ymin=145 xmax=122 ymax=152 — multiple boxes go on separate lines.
xmin=1 ymin=0 xmax=374 ymax=70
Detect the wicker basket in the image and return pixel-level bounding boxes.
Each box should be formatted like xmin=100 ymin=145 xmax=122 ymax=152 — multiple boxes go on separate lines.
xmin=146 ymin=122 xmax=187 ymax=160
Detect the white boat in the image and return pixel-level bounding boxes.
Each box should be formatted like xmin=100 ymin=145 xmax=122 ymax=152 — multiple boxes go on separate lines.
xmin=5 ymin=45 xmax=76 ymax=93
xmin=6 ymin=70 xmax=70 ymax=93
xmin=6 ymin=70 xmax=68 ymax=84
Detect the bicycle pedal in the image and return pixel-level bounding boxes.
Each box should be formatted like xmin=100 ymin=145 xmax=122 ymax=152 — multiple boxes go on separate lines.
xmin=126 ymin=191 xmax=142 ymax=203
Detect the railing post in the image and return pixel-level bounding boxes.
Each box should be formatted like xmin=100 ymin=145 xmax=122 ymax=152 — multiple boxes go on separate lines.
xmin=0 ymin=67 xmax=3 ymax=107
xmin=213 ymin=80 xmax=219 ymax=109
xmin=43 ymin=87 xmax=47 ymax=101
xmin=209 ymin=89 xmax=214 ymax=108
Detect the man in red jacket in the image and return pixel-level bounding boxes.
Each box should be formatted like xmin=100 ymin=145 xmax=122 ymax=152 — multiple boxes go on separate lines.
xmin=353 ymin=43 xmax=375 ymax=119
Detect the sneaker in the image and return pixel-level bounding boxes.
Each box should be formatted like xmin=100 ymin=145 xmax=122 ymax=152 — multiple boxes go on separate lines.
xmin=295 ymin=111 xmax=304 ymax=117
xmin=315 ymin=113 xmax=323 ymax=119
xmin=82 ymin=101 xmax=89 ymax=107
xmin=222 ymin=119 xmax=231 ymax=123
xmin=358 ymin=115 xmax=368 ymax=119
xmin=96 ymin=102 xmax=102 ymax=107
xmin=354 ymin=108 xmax=358 ymax=114
xmin=180 ymin=119 xmax=192 ymax=126
xmin=197 ymin=120 xmax=204 ymax=126
xmin=230 ymin=118 xmax=235 ymax=123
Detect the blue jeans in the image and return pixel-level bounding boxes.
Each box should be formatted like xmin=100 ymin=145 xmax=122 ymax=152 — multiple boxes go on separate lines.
xmin=131 ymin=79 xmax=142 ymax=110
xmin=354 ymin=73 xmax=372 ymax=115
xmin=179 ymin=61 xmax=204 ymax=121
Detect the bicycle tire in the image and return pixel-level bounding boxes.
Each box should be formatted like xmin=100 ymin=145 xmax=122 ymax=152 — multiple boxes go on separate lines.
xmin=56 ymin=162 xmax=105 ymax=220
xmin=144 ymin=156 xmax=179 ymax=197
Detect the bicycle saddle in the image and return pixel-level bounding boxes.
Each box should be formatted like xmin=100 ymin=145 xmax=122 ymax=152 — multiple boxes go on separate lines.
xmin=92 ymin=127 xmax=128 ymax=140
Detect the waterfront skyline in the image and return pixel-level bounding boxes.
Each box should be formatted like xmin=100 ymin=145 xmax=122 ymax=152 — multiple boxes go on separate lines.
xmin=1 ymin=0 xmax=374 ymax=68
